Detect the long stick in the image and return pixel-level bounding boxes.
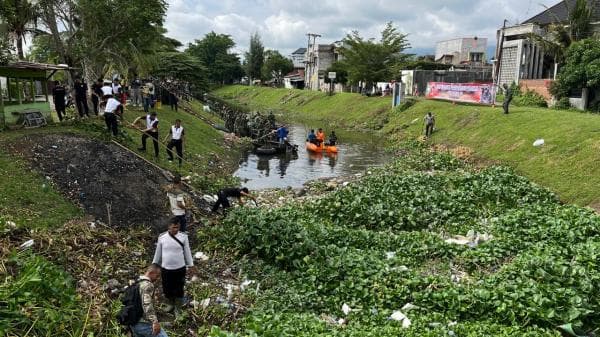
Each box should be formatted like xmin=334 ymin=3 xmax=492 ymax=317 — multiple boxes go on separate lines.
xmin=110 ymin=139 xmax=200 ymax=195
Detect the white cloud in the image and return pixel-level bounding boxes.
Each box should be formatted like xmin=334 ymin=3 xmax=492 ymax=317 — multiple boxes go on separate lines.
xmin=164 ymin=0 xmax=558 ymax=56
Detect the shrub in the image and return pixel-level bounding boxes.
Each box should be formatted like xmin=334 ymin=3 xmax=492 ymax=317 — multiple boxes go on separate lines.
xmin=513 ymin=89 xmax=548 ymax=107
xmin=393 ymin=97 xmax=417 ymax=113
xmin=554 ymin=97 xmax=572 ymax=110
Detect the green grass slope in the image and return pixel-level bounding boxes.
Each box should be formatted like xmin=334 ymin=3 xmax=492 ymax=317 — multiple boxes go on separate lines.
xmin=213 ymin=85 xmax=392 ymax=129
xmin=213 ymin=86 xmax=600 ymax=208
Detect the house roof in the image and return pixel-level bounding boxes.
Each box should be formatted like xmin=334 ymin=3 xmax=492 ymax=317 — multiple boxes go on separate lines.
xmin=291 ymin=48 xmax=306 ymax=55
xmin=2 ymin=61 xmax=72 ymax=71
xmin=523 ymin=0 xmax=600 ymax=25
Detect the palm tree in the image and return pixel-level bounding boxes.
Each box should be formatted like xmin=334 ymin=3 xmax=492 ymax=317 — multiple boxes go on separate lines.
xmin=531 ymin=0 xmax=593 ymax=65
xmin=0 ymin=0 xmax=40 ymax=60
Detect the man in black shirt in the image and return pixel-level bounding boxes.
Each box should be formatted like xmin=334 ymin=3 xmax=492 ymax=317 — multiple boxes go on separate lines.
xmin=52 ymin=80 xmax=66 ymax=122
xmin=211 ymin=187 xmax=256 ymax=213
xmin=90 ymin=78 xmax=103 ymax=115
xmin=74 ymin=78 xmax=90 ymax=117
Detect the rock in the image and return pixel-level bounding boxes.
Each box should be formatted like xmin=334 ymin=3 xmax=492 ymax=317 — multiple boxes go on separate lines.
xmin=295 ymin=188 xmax=307 ymax=197
xmin=326 ymin=181 xmax=338 ymax=190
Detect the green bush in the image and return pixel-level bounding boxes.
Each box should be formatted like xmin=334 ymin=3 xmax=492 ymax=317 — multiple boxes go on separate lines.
xmin=0 ymin=252 xmax=87 ymax=336
xmin=554 ymin=97 xmax=572 ymax=110
xmin=513 ymin=89 xmax=548 ymax=108
xmin=393 ymin=97 xmax=417 ymax=113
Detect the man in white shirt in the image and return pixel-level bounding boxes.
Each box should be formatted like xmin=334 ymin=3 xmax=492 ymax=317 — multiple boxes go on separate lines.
xmin=166 ymin=174 xmax=188 ymax=232
xmin=101 ymin=81 xmax=113 ymax=98
xmin=104 ymin=96 xmax=121 ymax=136
xmin=152 ymin=217 xmax=194 ymax=313
xmin=164 ymin=119 xmax=185 ymax=166
xmin=132 ymin=112 xmax=159 ymax=158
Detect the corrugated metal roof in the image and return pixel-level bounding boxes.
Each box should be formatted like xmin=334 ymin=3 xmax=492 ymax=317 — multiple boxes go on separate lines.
xmin=291 ymin=48 xmax=307 ymax=55
xmin=524 ymin=0 xmax=600 ymax=25
xmin=1 ymin=61 xmax=72 ymax=71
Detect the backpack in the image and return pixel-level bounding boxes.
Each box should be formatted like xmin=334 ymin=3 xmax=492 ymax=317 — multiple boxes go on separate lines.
xmin=116 ymin=279 xmax=148 ymax=326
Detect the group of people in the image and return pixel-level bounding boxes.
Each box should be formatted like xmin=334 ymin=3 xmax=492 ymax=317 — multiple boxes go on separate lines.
xmin=51 ymin=77 xmax=156 ymax=122
xmin=129 ymin=176 xmax=256 ymax=337
xmin=307 ymin=128 xmax=337 ymax=146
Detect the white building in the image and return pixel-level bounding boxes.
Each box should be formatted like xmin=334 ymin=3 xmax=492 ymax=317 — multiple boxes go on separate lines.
xmin=290 ymin=48 xmax=306 ymax=70
xmin=496 ymin=0 xmax=600 ymax=88
xmin=304 ymin=41 xmax=343 ymax=91
xmin=435 ymin=37 xmax=488 ymax=65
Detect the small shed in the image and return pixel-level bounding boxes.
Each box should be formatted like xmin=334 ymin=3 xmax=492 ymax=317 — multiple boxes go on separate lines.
xmin=0 ymin=61 xmax=71 ymax=128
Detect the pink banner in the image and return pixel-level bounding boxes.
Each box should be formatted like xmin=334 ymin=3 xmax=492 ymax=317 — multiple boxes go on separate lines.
xmin=426 ymin=82 xmax=495 ymax=105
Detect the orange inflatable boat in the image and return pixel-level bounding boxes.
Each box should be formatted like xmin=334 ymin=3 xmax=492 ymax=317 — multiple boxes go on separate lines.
xmin=306 ymin=141 xmax=338 ymax=153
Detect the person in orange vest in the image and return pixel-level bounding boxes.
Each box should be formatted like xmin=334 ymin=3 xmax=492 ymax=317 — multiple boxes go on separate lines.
xmin=316 ymin=128 xmax=325 ymax=146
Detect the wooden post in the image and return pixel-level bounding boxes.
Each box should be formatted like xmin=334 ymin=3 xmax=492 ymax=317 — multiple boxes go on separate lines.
xmin=16 ymin=78 xmax=22 ymax=104
xmin=6 ymin=77 xmax=10 ymax=103
xmin=30 ymin=78 xmax=35 ymax=103
xmin=0 ymin=78 xmax=4 ymax=127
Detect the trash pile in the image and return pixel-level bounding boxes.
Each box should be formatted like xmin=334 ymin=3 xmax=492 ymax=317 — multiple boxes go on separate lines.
xmin=6 ymin=134 xmax=174 ymax=229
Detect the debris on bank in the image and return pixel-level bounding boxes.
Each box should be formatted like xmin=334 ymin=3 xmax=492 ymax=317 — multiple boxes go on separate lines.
xmin=6 ymin=134 xmax=176 ymax=229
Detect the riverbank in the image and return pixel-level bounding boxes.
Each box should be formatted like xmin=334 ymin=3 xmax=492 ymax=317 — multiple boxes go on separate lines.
xmin=213 ymin=85 xmax=600 ymax=209
xmin=0 ymin=101 xmax=245 ymax=336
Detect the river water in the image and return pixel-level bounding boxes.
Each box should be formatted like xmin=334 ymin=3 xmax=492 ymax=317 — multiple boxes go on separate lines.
xmin=234 ymin=124 xmax=389 ymax=189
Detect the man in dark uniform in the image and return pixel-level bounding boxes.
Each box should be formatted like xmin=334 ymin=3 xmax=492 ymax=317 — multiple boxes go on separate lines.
xmin=52 ymin=80 xmax=66 ymax=122
xmin=211 ymin=187 xmax=256 ymax=213
xmin=502 ymin=84 xmax=513 ymax=115
xmin=91 ymin=78 xmax=103 ymax=115
xmin=74 ymin=78 xmax=90 ymax=117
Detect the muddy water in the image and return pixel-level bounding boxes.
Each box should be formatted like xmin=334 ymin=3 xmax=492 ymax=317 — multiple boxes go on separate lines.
xmin=234 ymin=125 xmax=389 ymax=189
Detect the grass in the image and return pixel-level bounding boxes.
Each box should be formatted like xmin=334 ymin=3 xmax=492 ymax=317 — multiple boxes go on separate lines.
xmin=0 ymin=151 xmax=82 ymax=230
xmin=212 ymin=85 xmax=600 ymax=208
xmin=213 ymin=85 xmax=393 ymax=130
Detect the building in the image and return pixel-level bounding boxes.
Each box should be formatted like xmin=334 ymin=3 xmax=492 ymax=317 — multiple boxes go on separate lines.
xmin=435 ymin=37 xmax=488 ymax=65
xmin=0 ymin=61 xmax=71 ymax=128
xmin=290 ymin=48 xmax=306 ymax=70
xmin=304 ymin=41 xmax=343 ymax=91
xmin=496 ymin=0 xmax=600 ymax=88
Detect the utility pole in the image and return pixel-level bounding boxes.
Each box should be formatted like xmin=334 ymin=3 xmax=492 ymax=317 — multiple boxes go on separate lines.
xmin=493 ymin=19 xmax=508 ymax=105
xmin=306 ymin=33 xmax=321 ymax=90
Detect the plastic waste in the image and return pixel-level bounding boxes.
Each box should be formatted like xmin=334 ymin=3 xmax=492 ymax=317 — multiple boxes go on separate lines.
xmin=533 ymin=139 xmax=545 ymax=147
xmin=200 ymin=298 xmax=210 ymax=309
xmin=385 ymin=252 xmax=396 ymax=259
xmin=19 ymin=239 xmax=34 ymax=249
xmin=194 ymin=251 xmax=209 ymax=261
xmin=401 ymin=303 xmax=420 ymax=311
xmin=342 ymin=303 xmax=351 ymax=315
xmin=389 ymin=310 xmax=411 ymax=328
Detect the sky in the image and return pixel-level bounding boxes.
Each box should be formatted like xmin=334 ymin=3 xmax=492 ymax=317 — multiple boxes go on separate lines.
xmin=164 ymin=0 xmax=559 ymax=57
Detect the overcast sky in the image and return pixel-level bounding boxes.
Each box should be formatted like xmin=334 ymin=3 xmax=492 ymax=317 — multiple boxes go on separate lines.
xmin=165 ymin=0 xmax=558 ymax=56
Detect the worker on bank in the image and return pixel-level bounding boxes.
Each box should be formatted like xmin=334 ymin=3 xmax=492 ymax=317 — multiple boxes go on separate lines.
xmin=91 ymin=78 xmax=103 ymax=115
xmin=502 ymin=83 xmax=513 ymax=114
xmin=132 ymin=112 xmax=160 ymax=158
xmin=104 ymin=93 xmax=121 ymax=136
xmin=74 ymin=78 xmax=90 ymax=118
xmin=307 ymin=129 xmax=317 ymax=145
xmin=100 ymin=80 xmax=113 ymax=98
xmin=327 ymin=131 xmax=338 ymax=146
xmin=166 ymin=174 xmax=188 ymax=232
xmin=276 ymin=125 xmax=289 ymax=145
xmin=424 ymin=111 xmax=435 ymax=138
xmin=152 ymin=217 xmax=194 ymax=315
xmin=130 ymin=264 xmax=169 ymax=337
xmin=211 ymin=187 xmax=256 ymax=213
xmin=52 ymin=80 xmax=67 ymax=122
xmin=164 ymin=119 xmax=185 ymax=166
xmin=316 ymin=128 xmax=326 ymax=146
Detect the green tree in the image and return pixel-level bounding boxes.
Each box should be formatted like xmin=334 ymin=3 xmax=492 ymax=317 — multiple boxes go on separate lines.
xmin=245 ymin=32 xmax=264 ymax=82
xmin=550 ymin=38 xmax=600 ymax=100
xmin=75 ymin=0 xmax=169 ymax=80
xmin=337 ymin=22 xmax=410 ymax=88
xmin=153 ymin=51 xmax=208 ymax=95
xmin=531 ymin=0 xmax=593 ymax=65
xmin=324 ymin=62 xmax=348 ymax=85
xmin=186 ymin=32 xmax=244 ymax=85
xmin=0 ymin=0 xmax=40 ymax=59
xmin=261 ymin=49 xmax=293 ymax=84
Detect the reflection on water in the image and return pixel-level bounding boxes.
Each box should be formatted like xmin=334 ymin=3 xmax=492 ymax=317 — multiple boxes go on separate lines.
xmin=234 ymin=124 xmax=388 ymax=189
